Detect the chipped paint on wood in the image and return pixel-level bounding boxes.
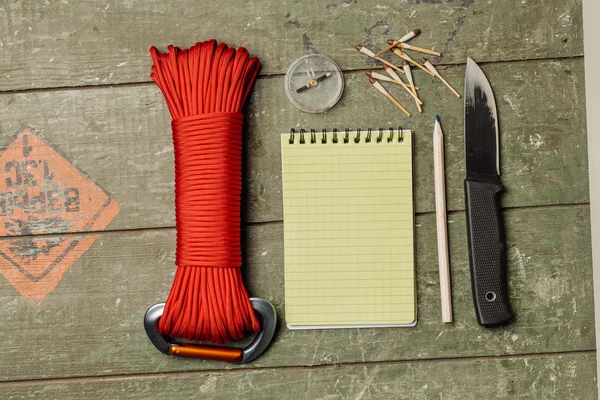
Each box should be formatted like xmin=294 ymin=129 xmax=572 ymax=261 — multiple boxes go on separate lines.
xmin=0 ymin=1 xmax=592 ymax=397
xmin=0 ymin=60 xmax=588 ymax=228
xmin=0 ymin=353 xmax=595 ymax=399
xmin=0 ymin=206 xmax=593 ymax=380
xmin=0 ymin=0 xmax=583 ymax=90
xmin=0 ymin=128 xmax=119 ymax=305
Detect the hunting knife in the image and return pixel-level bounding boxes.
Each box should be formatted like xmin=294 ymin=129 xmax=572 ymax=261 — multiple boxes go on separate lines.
xmin=464 ymin=57 xmax=513 ymax=327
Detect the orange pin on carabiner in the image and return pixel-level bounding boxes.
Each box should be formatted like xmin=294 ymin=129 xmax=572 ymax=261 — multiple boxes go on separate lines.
xmin=144 ymin=298 xmax=277 ymax=363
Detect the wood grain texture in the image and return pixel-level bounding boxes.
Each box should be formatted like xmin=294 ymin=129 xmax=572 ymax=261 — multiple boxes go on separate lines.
xmin=0 ymin=0 xmax=592 ymax=395
xmin=0 ymin=0 xmax=582 ymax=91
xmin=0 ymin=206 xmax=592 ymax=380
xmin=0 ymin=353 xmax=595 ymax=399
xmin=0 ymin=59 xmax=587 ymax=232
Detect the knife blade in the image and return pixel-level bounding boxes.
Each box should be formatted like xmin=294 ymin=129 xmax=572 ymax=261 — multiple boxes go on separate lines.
xmin=464 ymin=57 xmax=513 ymax=327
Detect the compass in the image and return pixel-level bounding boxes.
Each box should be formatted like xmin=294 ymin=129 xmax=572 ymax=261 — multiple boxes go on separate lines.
xmin=284 ymin=54 xmax=344 ymax=113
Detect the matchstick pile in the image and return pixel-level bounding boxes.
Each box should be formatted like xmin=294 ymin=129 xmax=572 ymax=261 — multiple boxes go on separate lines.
xmin=356 ymin=29 xmax=460 ymax=117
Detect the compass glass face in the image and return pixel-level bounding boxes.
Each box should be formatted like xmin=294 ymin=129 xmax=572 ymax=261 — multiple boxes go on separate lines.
xmin=284 ymin=54 xmax=344 ymax=113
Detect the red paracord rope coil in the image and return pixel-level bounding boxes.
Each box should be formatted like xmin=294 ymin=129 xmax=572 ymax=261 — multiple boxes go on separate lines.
xmin=149 ymin=40 xmax=260 ymax=344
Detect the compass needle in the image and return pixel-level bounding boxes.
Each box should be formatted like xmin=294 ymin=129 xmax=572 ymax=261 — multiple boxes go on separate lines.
xmin=285 ymin=55 xmax=344 ymax=113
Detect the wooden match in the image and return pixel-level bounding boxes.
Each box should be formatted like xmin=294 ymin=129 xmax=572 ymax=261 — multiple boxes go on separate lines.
xmin=386 ymin=39 xmax=441 ymax=57
xmin=366 ymin=71 xmax=420 ymax=90
xmin=356 ymin=45 xmax=405 ymax=74
xmin=392 ymin=49 xmax=435 ymax=77
xmin=369 ymin=77 xmax=411 ymax=117
xmin=374 ymin=28 xmax=420 ymax=57
xmin=366 ymin=70 xmax=394 ymax=82
xmin=402 ymin=60 xmax=422 ymax=113
xmin=374 ymin=41 xmax=400 ymax=58
xmin=384 ymin=67 xmax=423 ymax=105
xmin=422 ymin=57 xmax=461 ymax=97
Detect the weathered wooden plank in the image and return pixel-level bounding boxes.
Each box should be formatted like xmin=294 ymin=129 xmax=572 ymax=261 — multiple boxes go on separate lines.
xmin=0 ymin=0 xmax=582 ymax=91
xmin=247 ymin=58 xmax=589 ymax=222
xmin=0 ymin=59 xmax=587 ymax=231
xmin=0 ymin=206 xmax=592 ymax=380
xmin=0 ymin=353 xmax=595 ymax=399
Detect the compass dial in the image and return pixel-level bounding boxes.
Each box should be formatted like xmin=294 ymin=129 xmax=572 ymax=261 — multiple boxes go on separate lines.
xmin=284 ymin=54 xmax=344 ymax=113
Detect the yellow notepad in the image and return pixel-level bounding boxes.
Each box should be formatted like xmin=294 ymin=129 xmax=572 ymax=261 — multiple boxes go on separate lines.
xmin=281 ymin=128 xmax=416 ymax=329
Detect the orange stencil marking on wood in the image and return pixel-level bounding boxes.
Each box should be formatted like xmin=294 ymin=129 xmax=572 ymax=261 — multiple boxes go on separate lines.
xmin=0 ymin=128 xmax=119 ymax=305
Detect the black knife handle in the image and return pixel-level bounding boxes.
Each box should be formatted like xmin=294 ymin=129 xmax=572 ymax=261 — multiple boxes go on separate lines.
xmin=464 ymin=178 xmax=513 ymax=327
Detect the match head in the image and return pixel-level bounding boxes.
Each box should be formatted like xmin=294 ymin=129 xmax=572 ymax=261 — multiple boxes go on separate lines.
xmin=369 ymin=77 xmax=376 ymax=85
xmin=365 ymin=71 xmax=373 ymax=77
xmin=413 ymin=28 xmax=421 ymax=35
xmin=355 ymin=45 xmax=363 ymax=51
xmin=421 ymin=57 xmax=428 ymax=64
xmin=402 ymin=60 xmax=409 ymax=66
xmin=387 ymin=39 xmax=395 ymax=45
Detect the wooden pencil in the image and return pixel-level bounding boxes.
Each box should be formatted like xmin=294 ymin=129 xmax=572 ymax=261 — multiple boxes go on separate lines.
xmin=433 ymin=115 xmax=453 ymax=323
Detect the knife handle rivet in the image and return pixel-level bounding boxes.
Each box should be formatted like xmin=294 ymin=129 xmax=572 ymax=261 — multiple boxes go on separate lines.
xmin=485 ymin=291 xmax=496 ymax=302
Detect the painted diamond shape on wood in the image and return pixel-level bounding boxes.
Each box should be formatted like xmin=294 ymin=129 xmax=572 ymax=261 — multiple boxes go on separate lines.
xmin=0 ymin=128 xmax=119 ymax=305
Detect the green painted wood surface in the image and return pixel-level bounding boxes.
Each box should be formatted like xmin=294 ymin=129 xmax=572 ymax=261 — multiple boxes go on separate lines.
xmin=0 ymin=0 xmax=582 ymax=91
xmin=0 ymin=0 xmax=594 ymax=397
xmin=0 ymin=59 xmax=587 ymax=232
xmin=0 ymin=206 xmax=592 ymax=380
xmin=0 ymin=353 xmax=595 ymax=399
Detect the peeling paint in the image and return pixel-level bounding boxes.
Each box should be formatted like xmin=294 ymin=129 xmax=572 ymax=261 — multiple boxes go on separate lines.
xmin=529 ymin=134 xmax=544 ymax=149
xmin=558 ymin=12 xmax=573 ymax=27
xmin=504 ymin=94 xmax=522 ymax=116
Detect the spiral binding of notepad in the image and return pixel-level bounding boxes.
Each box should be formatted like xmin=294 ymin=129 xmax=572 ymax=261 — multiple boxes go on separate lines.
xmin=287 ymin=127 xmax=408 ymax=145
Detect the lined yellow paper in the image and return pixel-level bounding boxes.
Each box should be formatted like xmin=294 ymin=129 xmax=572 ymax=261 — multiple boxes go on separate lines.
xmin=281 ymin=130 xmax=415 ymax=328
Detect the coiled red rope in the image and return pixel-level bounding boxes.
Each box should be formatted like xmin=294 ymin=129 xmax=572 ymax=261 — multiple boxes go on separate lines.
xmin=149 ymin=40 xmax=260 ymax=344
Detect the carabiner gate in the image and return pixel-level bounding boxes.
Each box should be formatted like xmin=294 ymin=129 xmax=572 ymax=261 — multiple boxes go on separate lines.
xmin=144 ymin=298 xmax=277 ymax=363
